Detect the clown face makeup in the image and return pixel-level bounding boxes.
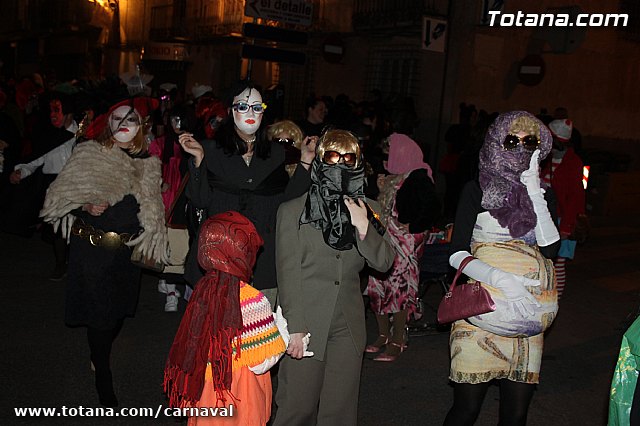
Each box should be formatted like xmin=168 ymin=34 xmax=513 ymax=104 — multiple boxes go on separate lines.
xmin=50 ymin=100 xmax=65 ymax=128
xmin=232 ymin=88 xmax=263 ymax=136
xmin=109 ymin=105 xmax=141 ymax=144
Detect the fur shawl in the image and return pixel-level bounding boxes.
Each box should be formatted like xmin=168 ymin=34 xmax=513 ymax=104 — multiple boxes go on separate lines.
xmin=40 ymin=140 xmax=169 ymax=263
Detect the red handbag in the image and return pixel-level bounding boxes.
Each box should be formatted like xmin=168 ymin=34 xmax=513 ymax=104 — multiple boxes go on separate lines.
xmin=437 ymin=256 xmax=496 ymax=324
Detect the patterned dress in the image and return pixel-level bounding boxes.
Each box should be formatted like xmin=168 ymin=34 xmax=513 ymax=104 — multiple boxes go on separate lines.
xmin=449 ymin=211 xmax=556 ymax=384
xmin=366 ymin=173 xmax=426 ymax=317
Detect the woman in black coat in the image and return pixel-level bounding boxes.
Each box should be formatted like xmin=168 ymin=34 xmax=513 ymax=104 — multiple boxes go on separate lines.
xmin=178 ymin=80 xmax=316 ymax=306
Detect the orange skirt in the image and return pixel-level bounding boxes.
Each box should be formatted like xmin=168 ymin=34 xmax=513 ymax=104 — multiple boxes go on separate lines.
xmin=188 ymin=365 xmax=272 ymax=426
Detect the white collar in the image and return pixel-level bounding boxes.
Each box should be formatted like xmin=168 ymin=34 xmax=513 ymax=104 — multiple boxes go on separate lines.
xmin=66 ymin=120 xmax=79 ymax=134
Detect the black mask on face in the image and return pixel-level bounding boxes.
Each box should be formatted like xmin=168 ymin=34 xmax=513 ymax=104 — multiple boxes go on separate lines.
xmin=300 ymin=158 xmax=365 ymax=250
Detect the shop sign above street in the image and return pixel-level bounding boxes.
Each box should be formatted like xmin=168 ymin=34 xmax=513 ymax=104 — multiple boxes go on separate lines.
xmin=245 ymin=0 xmax=313 ymax=26
xmin=143 ymin=43 xmax=188 ymax=61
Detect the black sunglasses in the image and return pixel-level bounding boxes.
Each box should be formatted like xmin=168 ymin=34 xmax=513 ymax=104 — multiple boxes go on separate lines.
xmin=503 ymin=134 xmax=540 ymax=151
xmin=322 ymin=150 xmax=357 ymax=166
xmin=276 ymin=138 xmax=295 ymax=146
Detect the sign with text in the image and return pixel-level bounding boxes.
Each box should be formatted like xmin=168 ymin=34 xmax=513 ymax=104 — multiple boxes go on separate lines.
xmin=245 ymin=0 xmax=313 ymax=26
xmin=143 ymin=43 xmax=188 ymax=61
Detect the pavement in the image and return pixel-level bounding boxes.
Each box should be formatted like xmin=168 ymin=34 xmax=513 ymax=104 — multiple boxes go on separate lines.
xmin=1 ymin=215 xmax=639 ymax=425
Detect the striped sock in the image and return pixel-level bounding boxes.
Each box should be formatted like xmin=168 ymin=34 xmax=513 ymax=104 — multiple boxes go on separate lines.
xmin=555 ymin=257 xmax=567 ymax=300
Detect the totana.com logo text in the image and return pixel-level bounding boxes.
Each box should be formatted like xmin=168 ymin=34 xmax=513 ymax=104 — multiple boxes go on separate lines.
xmin=488 ymin=11 xmax=628 ymax=27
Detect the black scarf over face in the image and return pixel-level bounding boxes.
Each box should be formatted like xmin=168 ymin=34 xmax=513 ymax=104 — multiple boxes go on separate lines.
xmin=300 ymin=157 xmax=365 ymax=250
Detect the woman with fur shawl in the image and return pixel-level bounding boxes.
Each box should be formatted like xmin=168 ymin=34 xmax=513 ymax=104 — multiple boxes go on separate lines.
xmin=40 ymin=97 xmax=169 ymax=407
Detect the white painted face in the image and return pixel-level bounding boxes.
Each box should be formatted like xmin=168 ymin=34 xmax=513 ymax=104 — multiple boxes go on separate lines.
xmin=232 ymin=88 xmax=263 ymax=135
xmin=109 ymin=105 xmax=141 ymax=144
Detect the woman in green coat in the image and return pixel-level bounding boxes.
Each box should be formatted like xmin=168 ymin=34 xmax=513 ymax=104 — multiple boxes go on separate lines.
xmin=273 ymin=129 xmax=395 ymax=426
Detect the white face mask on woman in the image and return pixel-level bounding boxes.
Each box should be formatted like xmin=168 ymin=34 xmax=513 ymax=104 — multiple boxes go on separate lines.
xmin=109 ymin=105 xmax=141 ymax=144
xmin=232 ymin=88 xmax=264 ymax=136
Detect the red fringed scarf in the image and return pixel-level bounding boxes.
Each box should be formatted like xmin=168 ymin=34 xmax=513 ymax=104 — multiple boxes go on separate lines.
xmin=163 ymin=270 xmax=242 ymax=407
xmin=163 ymin=211 xmax=263 ymax=408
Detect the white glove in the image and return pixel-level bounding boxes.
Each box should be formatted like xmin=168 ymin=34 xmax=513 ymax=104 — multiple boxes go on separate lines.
xmin=248 ymin=354 xmax=281 ymax=375
xmin=450 ymin=251 xmax=541 ymax=320
xmin=274 ymin=306 xmax=314 ymax=357
xmin=520 ymin=150 xmax=560 ymax=247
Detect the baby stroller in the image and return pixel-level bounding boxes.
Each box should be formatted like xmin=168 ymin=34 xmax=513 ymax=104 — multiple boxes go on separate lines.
xmin=408 ymin=241 xmax=452 ymax=334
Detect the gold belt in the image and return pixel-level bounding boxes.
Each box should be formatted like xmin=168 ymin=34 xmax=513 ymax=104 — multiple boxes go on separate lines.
xmin=71 ymin=219 xmax=135 ymax=250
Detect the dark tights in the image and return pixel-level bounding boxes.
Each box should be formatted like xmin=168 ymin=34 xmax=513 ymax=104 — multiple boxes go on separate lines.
xmin=87 ymin=320 xmax=123 ymax=407
xmin=52 ymin=232 xmax=67 ymax=268
xmin=443 ymin=380 xmax=535 ymax=426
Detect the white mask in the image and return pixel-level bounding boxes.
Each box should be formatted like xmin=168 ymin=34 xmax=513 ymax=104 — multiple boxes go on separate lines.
xmin=109 ymin=105 xmax=141 ymax=144
xmin=232 ymin=88 xmax=263 ymax=135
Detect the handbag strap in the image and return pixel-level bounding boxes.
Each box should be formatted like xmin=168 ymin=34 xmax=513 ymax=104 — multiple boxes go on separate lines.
xmin=448 ymin=255 xmax=475 ymax=292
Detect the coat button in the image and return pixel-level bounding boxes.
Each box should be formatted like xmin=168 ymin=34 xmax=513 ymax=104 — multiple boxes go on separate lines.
xmin=334 ymin=280 xmax=340 ymax=286
xmin=247 ymin=178 xmax=253 ymax=183
xmin=336 ymin=254 xmax=341 ymax=259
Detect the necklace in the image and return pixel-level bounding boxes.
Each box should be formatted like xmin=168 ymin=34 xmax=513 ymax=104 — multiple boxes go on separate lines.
xmin=242 ymin=135 xmax=255 ymax=166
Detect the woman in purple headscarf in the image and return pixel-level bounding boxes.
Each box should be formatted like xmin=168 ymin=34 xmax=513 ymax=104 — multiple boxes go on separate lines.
xmin=365 ymin=133 xmax=440 ymax=361
xmin=444 ymin=111 xmax=560 ymax=425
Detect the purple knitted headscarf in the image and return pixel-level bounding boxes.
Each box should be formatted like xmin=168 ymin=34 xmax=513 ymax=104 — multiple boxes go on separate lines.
xmin=479 ymin=111 xmax=552 ymax=238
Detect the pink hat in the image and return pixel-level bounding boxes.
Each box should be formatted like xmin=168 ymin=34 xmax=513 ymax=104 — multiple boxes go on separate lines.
xmin=548 ymin=119 xmax=573 ymax=142
xmin=386 ymin=133 xmax=433 ymax=181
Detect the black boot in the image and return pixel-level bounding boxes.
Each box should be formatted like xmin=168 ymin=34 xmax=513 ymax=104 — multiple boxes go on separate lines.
xmin=94 ymin=368 xmax=118 ymax=407
xmin=88 ymin=326 xmax=120 ymax=407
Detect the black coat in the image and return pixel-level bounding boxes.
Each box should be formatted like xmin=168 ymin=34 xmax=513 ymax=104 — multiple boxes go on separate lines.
xmin=66 ymin=195 xmax=142 ymax=329
xmin=185 ymin=139 xmax=311 ymax=289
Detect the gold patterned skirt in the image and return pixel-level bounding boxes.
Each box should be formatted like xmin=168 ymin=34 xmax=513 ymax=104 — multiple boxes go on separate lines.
xmin=449 ymin=319 xmax=543 ymax=384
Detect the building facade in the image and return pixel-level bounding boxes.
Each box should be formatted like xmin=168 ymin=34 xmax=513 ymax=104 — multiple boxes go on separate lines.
xmin=1 ymin=0 xmax=638 ymax=171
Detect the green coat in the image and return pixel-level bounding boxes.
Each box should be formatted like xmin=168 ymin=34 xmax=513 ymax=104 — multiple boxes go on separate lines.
xmin=609 ymin=316 xmax=640 ymax=426
xmin=276 ymin=195 xmax=395 ymax=361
